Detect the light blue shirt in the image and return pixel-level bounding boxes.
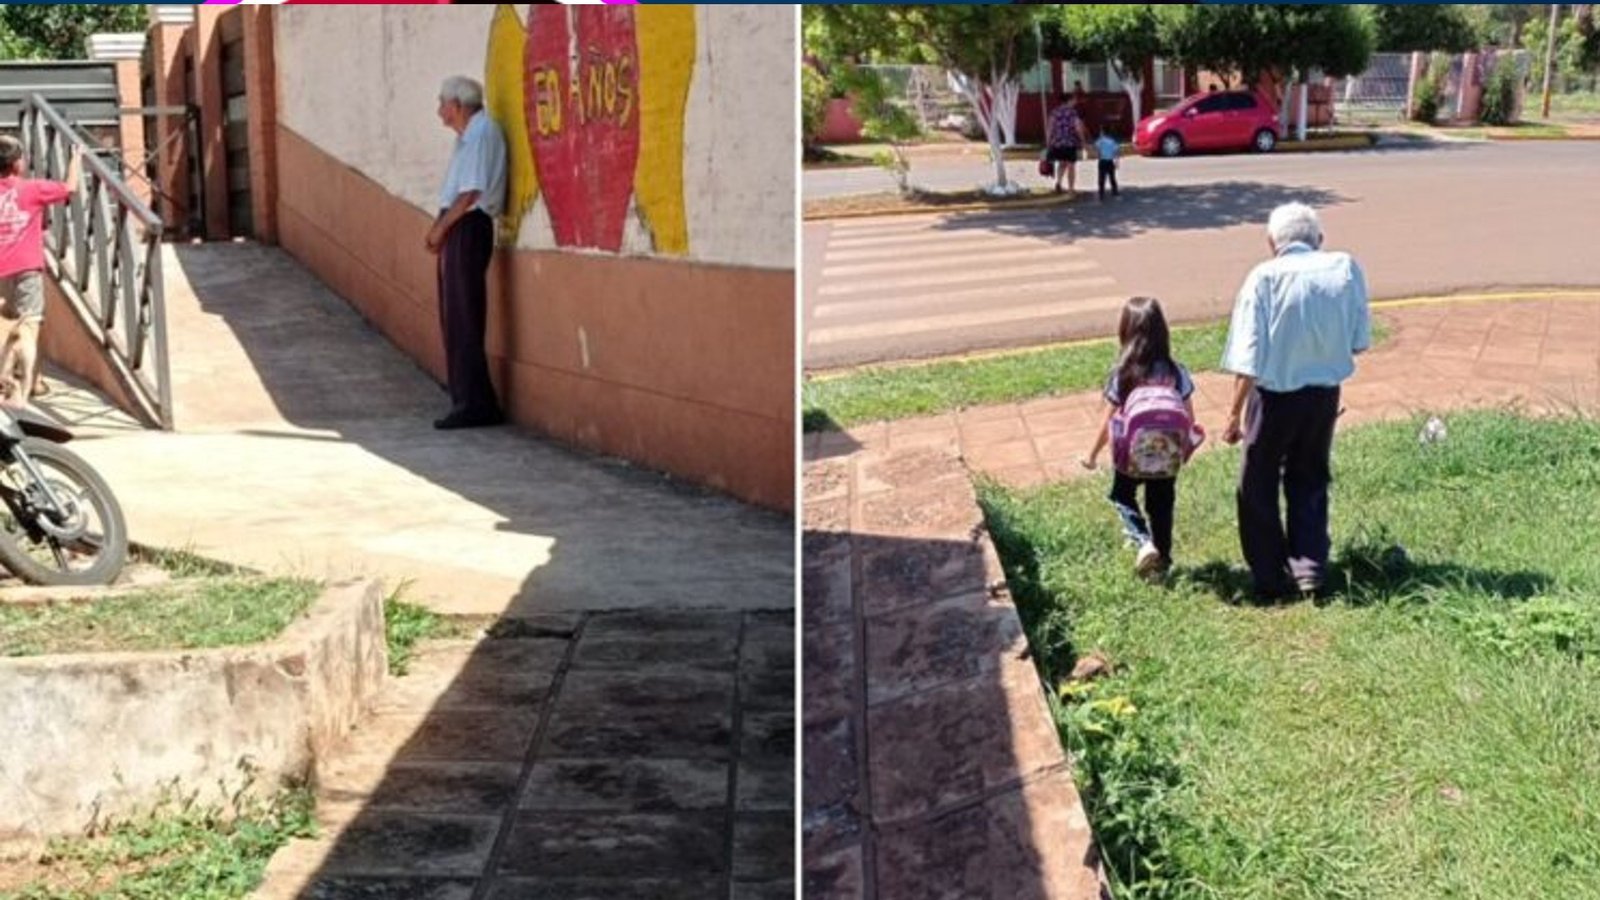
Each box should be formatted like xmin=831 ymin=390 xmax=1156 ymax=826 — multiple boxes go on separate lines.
xmin=1221 ymin=242 xmax=1372 ymax=392
xmin=438 ymin=110 xmax=507 ymax=217
xmin=1095 ymin=135 xmax=1119 ymax=161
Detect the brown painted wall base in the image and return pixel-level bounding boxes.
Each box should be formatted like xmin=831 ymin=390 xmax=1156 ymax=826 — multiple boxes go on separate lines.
xmin=275 ymin=126 xmax=793 ymax=511
xmin=39 ymin=276 xmax=147 ymax=424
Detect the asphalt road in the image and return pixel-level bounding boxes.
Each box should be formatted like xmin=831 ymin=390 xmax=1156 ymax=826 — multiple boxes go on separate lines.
xmin=803 ymin=140 xmax=1600 ymax=370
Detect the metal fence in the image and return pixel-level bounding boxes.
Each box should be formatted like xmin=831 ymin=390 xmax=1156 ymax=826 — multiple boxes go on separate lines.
xmin=19 ymin=94 xmax=172 ymax=430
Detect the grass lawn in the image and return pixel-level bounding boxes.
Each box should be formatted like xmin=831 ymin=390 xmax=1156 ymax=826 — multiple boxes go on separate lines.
xmin=804 ymin=321 xmax=1233 ymax=432
xmin=980 ymin=412 xmax=1600 ymax=899
xmin=0 ymin=786 xmax=315 ymax=899
xmin=1549 ymin=92 xmax=1600 ymax=120
xmin=0 ymin=577 xmax=321 ymax=656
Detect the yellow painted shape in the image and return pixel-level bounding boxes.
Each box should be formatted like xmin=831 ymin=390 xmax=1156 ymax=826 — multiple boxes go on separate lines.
xmin=485 ymin=5 xmax=537 ymax=244
xmin=632 ymin=6 xmax=695 ymax=256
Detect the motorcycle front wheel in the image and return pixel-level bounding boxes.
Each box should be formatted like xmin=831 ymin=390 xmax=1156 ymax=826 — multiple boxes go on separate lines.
xmin=0 ymin=438 xmax=128 ymax=586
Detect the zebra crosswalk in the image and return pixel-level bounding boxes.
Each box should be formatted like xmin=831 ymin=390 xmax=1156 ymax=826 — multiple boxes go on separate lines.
xmin=803 ymin=211 xmax=1126 ymax=369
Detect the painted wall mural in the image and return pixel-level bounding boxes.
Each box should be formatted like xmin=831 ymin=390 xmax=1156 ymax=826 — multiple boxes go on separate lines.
xmin=485 ymin=5 xmax=694 ymax=256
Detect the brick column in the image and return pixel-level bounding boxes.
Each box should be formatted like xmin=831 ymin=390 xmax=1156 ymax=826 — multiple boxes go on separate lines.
xmin=192 ymin=7 xmax=229 ymax=240
xmin=147 ymin=21 xmax=191 ymax=236
xmin=112 ymin=58 xmax=149 ymax=207
xmin=242 ymin=6 xmax=278 ymax=245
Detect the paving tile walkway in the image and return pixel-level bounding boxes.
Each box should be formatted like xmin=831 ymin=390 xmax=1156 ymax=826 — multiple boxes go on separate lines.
xmin=31 ymin=242 xmax=794 ymax=897
xmin=802 ymin=449 xmax=1105 ymax=899
xmin=254 ymin=610 xmax=793 ymax=899
xmin=800 ymin=295 xmax=1598 ymax=899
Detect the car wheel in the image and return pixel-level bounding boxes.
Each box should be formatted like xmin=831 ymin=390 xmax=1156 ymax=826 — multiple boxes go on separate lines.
xmin=1159 ymin=132 xmax=1184 ymax=157
xmin=1253 ymin=128 xmax=1277 ymax=153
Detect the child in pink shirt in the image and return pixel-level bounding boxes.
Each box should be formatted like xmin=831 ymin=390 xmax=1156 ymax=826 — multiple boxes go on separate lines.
xmin=0 ymin=135 xmax=79 ymax=405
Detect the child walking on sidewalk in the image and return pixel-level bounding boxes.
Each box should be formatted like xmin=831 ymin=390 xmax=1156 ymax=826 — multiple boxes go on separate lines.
xmin=1082 ymin=296 xmax=1203 ymax=577
xmin=0 ymin=135 xmax=79 ymax=406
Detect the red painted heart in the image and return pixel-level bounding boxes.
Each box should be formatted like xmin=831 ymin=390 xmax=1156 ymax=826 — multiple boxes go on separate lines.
xmin=524 ymin=7 xmax=641 ymax=252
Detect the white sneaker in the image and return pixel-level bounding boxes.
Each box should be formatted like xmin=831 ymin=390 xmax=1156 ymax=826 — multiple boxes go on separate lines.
xmin=1135 ymin=542 xmax=1162 ymax=576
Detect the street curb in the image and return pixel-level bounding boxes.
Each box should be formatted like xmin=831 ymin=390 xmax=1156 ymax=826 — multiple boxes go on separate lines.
xmin=804 ymin=135 xmax=1379 ymax=220
xmin=804 ymin=191 xmax=1078 ymax=221
xmin=1273 ymin=134 xmax=1377 ymax=153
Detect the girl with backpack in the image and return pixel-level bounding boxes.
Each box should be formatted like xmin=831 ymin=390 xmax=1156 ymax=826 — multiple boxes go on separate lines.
xmin=1081 ymin=296 xmax=1204 ymax=577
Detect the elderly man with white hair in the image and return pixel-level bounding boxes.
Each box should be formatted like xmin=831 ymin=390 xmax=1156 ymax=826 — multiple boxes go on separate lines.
xmin=1220 ymin=202 xmax=1371 ymax=599
xmin=426 ymin=75 xmax=507 ymax=430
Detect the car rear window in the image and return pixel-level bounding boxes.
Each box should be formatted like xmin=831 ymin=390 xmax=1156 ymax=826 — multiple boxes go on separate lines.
xmin=1227 ymin=92 xmax=1258 ymax=111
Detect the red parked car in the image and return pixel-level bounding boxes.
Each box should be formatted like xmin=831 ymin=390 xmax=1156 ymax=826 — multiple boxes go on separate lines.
xmin=1134 ymin=90 xmax=1283 ymax=157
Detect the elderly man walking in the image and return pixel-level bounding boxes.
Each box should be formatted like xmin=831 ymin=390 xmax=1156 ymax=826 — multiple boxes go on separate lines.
xmin=427 ymin=76 xmax=507 ymax=430
xmin=1220 ymin=202 xmax=1371 ymax=599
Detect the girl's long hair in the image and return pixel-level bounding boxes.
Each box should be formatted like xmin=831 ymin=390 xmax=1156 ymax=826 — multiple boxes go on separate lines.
xmin=1116 ymin=296 xmax=1174 ymax=393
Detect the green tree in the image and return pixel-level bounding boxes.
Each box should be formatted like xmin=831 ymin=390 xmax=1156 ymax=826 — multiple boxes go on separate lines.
xmin=0 ymin=5 xmax=146 ymax=61
xmin=833 ymin=65 xmax=922 ymax=195
xmin=1056 ymin=4 xmax=1168 ymax=125
xmin=1367 ymin=4 xmax=1479 ymax=53
xmin=810 ymin=5 xmax=1042 ymax=192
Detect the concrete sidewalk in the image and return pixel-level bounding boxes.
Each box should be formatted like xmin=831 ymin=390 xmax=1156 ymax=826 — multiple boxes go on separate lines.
xmin=49 ymin=243 xmax=791 ymax=617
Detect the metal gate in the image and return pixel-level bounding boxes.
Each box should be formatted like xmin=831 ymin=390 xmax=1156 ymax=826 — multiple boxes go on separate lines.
xmin=220 ymin=10 xmax=252 ymax=238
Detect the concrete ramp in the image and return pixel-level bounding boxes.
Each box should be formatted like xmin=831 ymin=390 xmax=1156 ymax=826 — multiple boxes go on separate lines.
xmin=59 ymin=243 xmax=791 ymax=615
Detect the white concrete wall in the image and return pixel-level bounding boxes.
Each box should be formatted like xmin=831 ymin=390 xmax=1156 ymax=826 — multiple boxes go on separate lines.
xmin=274 ymin=5 xmax=794 ymax=271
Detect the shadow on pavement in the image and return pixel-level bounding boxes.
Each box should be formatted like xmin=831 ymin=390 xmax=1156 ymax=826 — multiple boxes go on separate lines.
xmin=928 ymin=181 xmax=1351 ymax=243
xmin=87 ymin=243 xmax=801 ymax=896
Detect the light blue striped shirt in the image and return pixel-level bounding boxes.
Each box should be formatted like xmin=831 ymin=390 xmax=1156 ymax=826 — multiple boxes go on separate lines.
xmin=438 ymin=110 xmax=507 ymax=217
xmin=1221 ymin=242 xmax=1372 ymax=392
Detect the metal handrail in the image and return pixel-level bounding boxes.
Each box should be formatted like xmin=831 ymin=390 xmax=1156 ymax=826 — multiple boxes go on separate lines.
xmin=18 ymin=93 xmax=171 ymax=430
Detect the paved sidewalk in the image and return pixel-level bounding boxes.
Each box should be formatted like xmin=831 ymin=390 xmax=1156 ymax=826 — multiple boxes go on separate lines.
xmin=254 ymin=610 xmax=793 ymax=898
xmin=54 ymin=243 xmax=791 ymax=616
xmin=802 ymin=449 xmax=1105 ymax=899
xmin=806 ymin=296 xmax=1600 ymax=486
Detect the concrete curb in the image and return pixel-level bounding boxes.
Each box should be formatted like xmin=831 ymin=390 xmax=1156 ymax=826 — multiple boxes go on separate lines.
xmin=804 ymin=135 xmax=1378 ymax=220
xmin=804 ymin=192 xmax=1078 ymax=222
xmin=0 ymin=578 xmax=387 ymax=854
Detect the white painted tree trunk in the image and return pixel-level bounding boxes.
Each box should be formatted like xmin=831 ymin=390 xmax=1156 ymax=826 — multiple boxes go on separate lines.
xmin=1111 ymin=60 xmax=1144 ymax=130
xmin=950 ymin=69 xmax=1013 ymax=191
xmin=1280 ymin=73 xmax=1294 ymax=135
xmin=1297 ymin=73 xmax=1310 ymax=142
xmin=994 ymin=77 xmax=1021 ymax=148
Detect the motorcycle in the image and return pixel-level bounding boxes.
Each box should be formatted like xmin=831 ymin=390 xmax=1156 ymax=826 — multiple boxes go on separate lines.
xmin=0 ymin=405 xmax=126 ymax=585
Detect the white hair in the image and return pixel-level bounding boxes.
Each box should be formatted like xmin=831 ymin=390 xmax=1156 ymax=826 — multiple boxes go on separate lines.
xmin=439 ymin=76 xmax=484 ymax=110
xmin=1266 ymin=202 xmax=1323 ymax=249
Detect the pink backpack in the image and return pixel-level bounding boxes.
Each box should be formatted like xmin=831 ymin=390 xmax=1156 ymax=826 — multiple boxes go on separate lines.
xmin=1110 ymin=379 xmax=1204 ymax=478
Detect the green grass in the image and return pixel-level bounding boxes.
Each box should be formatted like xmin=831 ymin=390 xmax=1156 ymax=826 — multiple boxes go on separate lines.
xmin=979 ymin=412 xmax=1600 ymax=899
xmin=805 ymin=319 xmax=1391 ymax=432
xmin=1549 ymin=92 xmax=1600 ymax=120
xmin=0 ymin=779 xmax=316 ymax=899
xmin=804 ymin=322 xmax=1230 ymax=432
xmin=0 ymin=578 xmax=321 ymax=656
xmin=383 ymin=585 xmax=450 ymax=677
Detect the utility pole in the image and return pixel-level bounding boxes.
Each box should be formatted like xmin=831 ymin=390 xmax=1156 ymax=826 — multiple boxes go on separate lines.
xmin=1541 ymin=3 xmax=1560 ymax=118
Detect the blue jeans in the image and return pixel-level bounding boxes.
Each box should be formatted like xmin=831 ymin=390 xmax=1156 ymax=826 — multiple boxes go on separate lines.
xmin=1110 ymin=473 xmax=1175 ymax=559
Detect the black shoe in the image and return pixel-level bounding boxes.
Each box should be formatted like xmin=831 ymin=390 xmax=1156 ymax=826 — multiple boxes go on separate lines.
xmin=433 ymin=410 xmax=505 ymax=430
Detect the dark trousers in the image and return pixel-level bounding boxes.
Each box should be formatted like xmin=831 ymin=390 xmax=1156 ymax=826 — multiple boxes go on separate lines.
xmin=1237 ymin=385 xmax=1340 ymax=591
xmin=1097 ymin=159 xmax=1119 ymax=199
xmin=1110 ymin=473 xmax=1175 ymax=559
xmin=437 ymin=210 xmax=500 ymax=419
